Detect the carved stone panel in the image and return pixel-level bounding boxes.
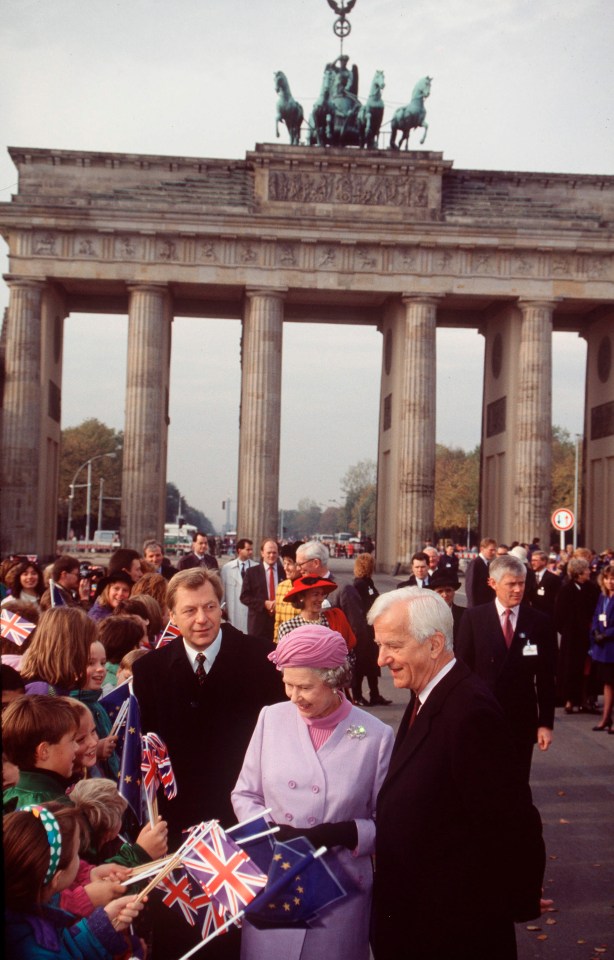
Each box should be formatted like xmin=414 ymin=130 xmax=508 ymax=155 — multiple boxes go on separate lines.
xmin=486 ymin=396 xmax=506 ymax=437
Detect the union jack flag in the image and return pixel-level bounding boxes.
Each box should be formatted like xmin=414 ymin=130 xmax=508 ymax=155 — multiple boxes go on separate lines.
xmin=183 ymin=823 xmax=267 ymax=916
xmin=0 ymin=609 xmax=36 ymax=646
xmin=157 ymin=868 xmax=229 ymax=939
xmin=157 ymin=869 xmax=212 ymax=926
xmin=141 ymin=731 xmax=177 ymax=802
xmin=156 ymin=620 xmax=182 ymax=649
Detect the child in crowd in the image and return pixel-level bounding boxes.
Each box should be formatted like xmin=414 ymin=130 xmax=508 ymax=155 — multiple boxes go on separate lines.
xmin=70 ymin=640 xmax=118 ymax=780
xmin=116 ymin=648 xmax=149 ymax=685
xmin=4 ymin=803 xmax=145 ymax=959
xmin=98 ymin=615 xmax=144 ymax=692
xmin=3 ymin=695 xmax=78 ymax=811
xmin=20 ymin=606 xmax=94 ymax=696
xmin=70 ymin=778 xmax=169 ymax=868
xmin=63 ymin=698 xmax=104 ymax=782
xmin=2 ymin=662 xmax=25 ymax=711
xmin=115 ymin=594 xmax=163 ymax=648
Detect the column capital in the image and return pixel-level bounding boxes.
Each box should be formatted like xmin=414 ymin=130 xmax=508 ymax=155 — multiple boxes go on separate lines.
xmin=401 ymin=293 xmax=444 ymax=307
xmin=517 ymin=298 xmax=560 ymax=312
xmin=3 ymin=274 xmax=47 ymax=290
xmin=126 ymin=282 xmax=169 ymax=295
xmin=245 ymin=286 xmax=288 ymax=301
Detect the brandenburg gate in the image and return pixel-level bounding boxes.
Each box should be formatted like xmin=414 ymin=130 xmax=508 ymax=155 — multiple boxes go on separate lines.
xmin=1 ymin=144 xmax=613 ymax=568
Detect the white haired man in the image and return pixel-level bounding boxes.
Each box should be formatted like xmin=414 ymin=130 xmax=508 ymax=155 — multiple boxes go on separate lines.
xmin=456 ymin=554 xmax=556 ymax=783
xmin=370 ymin=586 xmax=545 ymax=960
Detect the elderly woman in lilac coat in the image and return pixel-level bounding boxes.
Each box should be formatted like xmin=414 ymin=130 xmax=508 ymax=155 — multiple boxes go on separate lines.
xmin=232 ymin=624 xmax=394 ymax=960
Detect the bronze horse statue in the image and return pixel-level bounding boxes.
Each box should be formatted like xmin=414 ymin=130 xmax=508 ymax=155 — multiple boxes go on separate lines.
xmin=274 ymin=71 xmax=304 ymax=146
xmin=390 ymin=76 xmax=432 ymax=149
xmin=357 ymin=70 xmax=385 ymax=149
xmin=309 ymin=61 xmax=363 ymax=147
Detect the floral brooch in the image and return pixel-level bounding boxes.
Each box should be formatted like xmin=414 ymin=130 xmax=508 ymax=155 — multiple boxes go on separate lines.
xmin=346 ymin=724 xmax=367 ymax=740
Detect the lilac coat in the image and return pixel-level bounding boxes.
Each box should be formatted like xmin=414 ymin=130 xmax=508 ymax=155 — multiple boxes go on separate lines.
xmin=232 ymin=700 xmax=394 ymax=960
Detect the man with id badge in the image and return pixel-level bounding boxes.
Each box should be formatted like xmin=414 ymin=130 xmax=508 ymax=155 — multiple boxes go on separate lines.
xmin=457 ymin=555 xmax=557 ymax=783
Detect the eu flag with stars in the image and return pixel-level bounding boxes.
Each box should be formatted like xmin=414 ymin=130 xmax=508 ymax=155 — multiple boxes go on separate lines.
xmin=244 ymin=837 xmax=347 ymax=929
xmin=118 ymin=693 xmax=143 ymax=824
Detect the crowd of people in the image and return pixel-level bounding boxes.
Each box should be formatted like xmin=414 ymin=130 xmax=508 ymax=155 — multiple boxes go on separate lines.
xmin=1 ymin=530 xmax=613 ymax=960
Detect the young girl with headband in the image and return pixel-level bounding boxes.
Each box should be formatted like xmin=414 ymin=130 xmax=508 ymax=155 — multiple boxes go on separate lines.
xmin=3 ymin=802 xmax=145 ymax=959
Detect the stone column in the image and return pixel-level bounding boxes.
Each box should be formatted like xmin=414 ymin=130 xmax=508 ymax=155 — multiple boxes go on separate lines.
xmin=122 ymin=284 xmax=172 ymax=549
xmin=0 ymin=277 xmax=45 ymax=554
xmin=237 ymin=288 xmax=285 ymax=541
xmin=397 ymin=295 xmax=439 ymax=564
xmin=514 ymin=300 xmax=554 ymax=545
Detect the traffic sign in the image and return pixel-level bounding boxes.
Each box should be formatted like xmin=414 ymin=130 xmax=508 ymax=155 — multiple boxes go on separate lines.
xmin=551 ymin=508 xmax=575 ymax=531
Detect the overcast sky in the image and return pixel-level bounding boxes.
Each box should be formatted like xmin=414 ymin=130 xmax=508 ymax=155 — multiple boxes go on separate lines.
xmin=1 ymin=0 xmax=611 ymax=531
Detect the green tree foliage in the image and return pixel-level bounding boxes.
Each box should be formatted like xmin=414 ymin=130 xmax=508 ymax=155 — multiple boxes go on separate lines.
xmin=58 ymin=419 xmax=215 ymax=538
xmin=434 ymin=444 xmax=480 ymax=539
xmin=58 ymin=419 xmax=123 ymax=537
xmin=551 ymin=426 xmax=580 ymax=515
xmin=166 ymin=481 xmax=214 ymax=535
xmin=340 ymin=459 xmax=376 ymax=536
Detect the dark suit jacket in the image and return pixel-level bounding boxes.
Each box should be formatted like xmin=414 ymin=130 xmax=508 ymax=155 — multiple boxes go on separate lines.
xmin=177 ymin=552 xmax=219 ymax=572
xmin=132 ymin=624 xmax=283 ymax=841
xmin=373 ymin=661 xmax=544 ymax=960
xmin=396 ymin=573 xmax=431 ymax=589
xmin=464 ymin=555 xmax=495 ymax=607
xmin=527 ymin=569 xmax=562 ymax=619
xmin=239 ymin=560 xmax=285 ymax=641
xmin=456 ymin=602 xmax=556 ymax=745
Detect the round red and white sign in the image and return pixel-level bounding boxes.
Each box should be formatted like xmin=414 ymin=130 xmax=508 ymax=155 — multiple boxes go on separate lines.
xmin=551 ymin=508 xmax=575 ymax=531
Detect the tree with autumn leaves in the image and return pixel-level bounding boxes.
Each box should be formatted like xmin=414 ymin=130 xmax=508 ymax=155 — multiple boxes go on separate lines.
xmin=57 ymin=419 xmax=213 ymax=540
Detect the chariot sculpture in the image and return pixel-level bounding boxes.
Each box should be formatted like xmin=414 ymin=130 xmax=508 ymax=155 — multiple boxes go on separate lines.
xmin=272 ymin=0 xmax=432 ymax=151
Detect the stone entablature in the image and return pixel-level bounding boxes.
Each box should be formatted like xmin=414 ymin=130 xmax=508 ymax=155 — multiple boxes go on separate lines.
xmin=11 ymin=227 xmax=614 ymax=294
xmin=3 ymin=147 xmax=613 ymax=307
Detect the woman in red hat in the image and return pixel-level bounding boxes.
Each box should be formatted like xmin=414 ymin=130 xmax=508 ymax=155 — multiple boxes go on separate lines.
xmin=276 ymin=576 xmax=356 ymax=652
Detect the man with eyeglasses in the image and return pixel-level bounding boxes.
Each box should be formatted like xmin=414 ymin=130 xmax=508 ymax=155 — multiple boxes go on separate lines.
xmin=295 ymin=540 xmax=339 ymax=608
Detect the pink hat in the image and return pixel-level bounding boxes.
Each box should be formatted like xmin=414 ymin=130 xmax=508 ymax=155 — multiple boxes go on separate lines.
xmin=268 ymin=623 xmax=348 ymax=670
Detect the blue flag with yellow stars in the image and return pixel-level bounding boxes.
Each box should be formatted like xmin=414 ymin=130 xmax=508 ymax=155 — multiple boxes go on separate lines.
xmin=244 ymin=836 xmax=347 ymax=929
xmin=99 ymin=680 xmax=131 ymax=725
xmin=118 ymin=693 xmax=143 ymax=824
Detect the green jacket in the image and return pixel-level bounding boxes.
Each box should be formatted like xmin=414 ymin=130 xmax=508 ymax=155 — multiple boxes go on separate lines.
xmin=3 ymin=768 xmax=73 ymax=812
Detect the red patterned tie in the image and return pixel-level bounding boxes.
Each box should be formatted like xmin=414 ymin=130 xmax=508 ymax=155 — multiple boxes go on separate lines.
xmin=268 ymin=565 xmax=275 ymax=601
xmin=195 ymin=653 xmax=206 ymax=684
xmin=503 ymin=609 xmax=514 ymax=648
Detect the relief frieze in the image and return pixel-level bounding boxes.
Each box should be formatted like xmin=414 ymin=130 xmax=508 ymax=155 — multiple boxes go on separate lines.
xmin=74 ymin=236 xmax=99 ymax=257
xmin=198 ymin=241 xmax=219 ymax=263
xmin=114 ymin=236 xmax=144 ymax=260
xmin=157 ymin=239 xmax=178 ymax=261
xmin=268 ymin=171 xmax=431 ymax=209
xmin=33 ymin=233 xmax=57 ymax=255
xmin=22 ymin=228 xmax=613 ymax=285
xmin=277 ymin=243 xmax=298 ymax=267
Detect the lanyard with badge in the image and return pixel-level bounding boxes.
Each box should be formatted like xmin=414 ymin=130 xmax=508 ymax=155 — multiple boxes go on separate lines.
xmin=519 ymin=632 xmax=538 ymax=657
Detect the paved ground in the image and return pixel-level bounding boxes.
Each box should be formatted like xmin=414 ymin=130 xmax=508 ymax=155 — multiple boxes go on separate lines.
xmin=327 ymin=559 xmax=614 ymax=960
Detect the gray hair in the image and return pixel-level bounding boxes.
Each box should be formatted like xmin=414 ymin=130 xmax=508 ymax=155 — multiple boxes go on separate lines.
xmin=142 ymin=539 xmax=163 ymax=553
xmin=488 ymin=556 xmax=526 ymax=582
xmin=282 ymin=662 xmax=351 ymax=690
xmin=296 ymin=540 xmax=330 ymax=564
xmin=367 ymin=586 xmax=454 ymax=652
xmin=567 ymin=557 xmax=589 ymax=580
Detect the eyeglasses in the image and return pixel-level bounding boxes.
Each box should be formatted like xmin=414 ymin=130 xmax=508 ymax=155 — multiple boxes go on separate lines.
xmin=297 ymin=558 xmax=315 ymax=567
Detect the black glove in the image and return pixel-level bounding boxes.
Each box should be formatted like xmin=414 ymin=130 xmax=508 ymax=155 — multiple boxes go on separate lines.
xmin=273 ymin=820 xmax=358 ymax=850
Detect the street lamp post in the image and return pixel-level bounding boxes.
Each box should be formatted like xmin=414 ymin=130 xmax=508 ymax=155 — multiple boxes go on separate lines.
xmin=66 ymin=453 xmax=116 ymax=543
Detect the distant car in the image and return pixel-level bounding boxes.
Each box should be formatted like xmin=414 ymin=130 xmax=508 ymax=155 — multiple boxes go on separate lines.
xmin=92 ymin=530 xmax=120 ymax=552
